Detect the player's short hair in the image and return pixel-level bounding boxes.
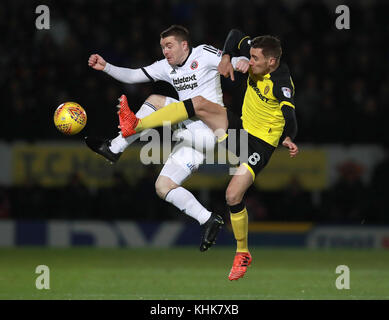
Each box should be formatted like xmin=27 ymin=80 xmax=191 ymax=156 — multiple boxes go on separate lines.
xmin=160 ymin=25 xmax=191 ymax=47
xmin=251 ymin=35 xmax=282 ymax=60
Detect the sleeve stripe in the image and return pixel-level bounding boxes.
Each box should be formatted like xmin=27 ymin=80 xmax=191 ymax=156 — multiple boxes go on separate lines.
xmin=238 ymin=36 xmax=250 ymax=50
xmin=144 ymin=101 xmax=157 ymax=111
xmin=141 ymin=67 xmax=155 ymax=82
xmin=280 ymin=101 xmax=295 ymax=109
xmin=204 ymin=45 xmax=218 ymax=52
xmin=203 ymin=47 xmax=219 ymax=55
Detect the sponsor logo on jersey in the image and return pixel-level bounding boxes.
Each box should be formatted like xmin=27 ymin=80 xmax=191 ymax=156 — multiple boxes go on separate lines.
xmin=248 ymin=78 xmax=269 ymax=103
xmin=173 ymin=74 xmax=198 ymax=91
xmin=190 ymin=60 xmax=198 ymax=70
xmin=264 ymin=85 xmax=270 ymax=95
xmin=282 ymin=87 xmax=292 ymax=98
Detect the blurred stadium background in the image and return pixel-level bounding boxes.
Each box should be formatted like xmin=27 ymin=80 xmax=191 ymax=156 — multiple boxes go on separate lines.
xmin=1 ymin=0 xmax=389 ymax=300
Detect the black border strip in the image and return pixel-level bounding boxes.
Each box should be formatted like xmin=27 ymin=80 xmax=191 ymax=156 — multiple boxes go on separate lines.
xmin=141 ymin=67 xmax=155 ymax=82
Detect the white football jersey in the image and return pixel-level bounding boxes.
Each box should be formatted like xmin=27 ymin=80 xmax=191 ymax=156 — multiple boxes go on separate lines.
xmin=142 ymin=45 xmax=224 ymax=106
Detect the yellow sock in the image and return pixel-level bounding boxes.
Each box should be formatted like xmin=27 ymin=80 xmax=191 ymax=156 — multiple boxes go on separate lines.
xmin=230 ymin=207 xmax=249 ymax=253
xmin=135 ymin=101 xmax=189 ymax=132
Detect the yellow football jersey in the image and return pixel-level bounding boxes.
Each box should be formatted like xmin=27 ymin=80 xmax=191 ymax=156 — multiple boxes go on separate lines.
xmin=241 ymin=63 xmax=295 ymax=147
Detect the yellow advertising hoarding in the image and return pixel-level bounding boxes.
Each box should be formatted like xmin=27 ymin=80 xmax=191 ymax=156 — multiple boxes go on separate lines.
xmin=12 ymin=143 xmax=327 ymax=190
xmin=256 ymin=147 xmax=327 ymax=190
xmin=12 ymin=143 xmax=151 ymax=187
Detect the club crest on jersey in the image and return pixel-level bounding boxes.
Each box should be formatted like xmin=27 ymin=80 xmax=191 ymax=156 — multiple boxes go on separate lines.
xmin=281 ymin=87 xmax=292 ymax=98
xmin=190 ymin=60 xmax=198 ymax=70
xmin=264 ymin=85 xmax=270 ymax=95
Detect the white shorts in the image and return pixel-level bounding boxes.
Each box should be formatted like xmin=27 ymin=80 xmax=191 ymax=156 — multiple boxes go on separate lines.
xmin=159 ymin=97 xmax=217 ymax=185
xmin=159 ymin=144 xmax=204 ymax=185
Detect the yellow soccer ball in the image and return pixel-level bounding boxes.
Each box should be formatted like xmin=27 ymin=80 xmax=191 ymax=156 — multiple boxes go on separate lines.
xmin=54 ymin=102 xmax=87 ymax=135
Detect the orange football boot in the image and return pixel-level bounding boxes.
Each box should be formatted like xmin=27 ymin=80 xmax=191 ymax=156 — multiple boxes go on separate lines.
xmin=117 ymin=94 xmax=139 ymax=138
xmin=228 ymin=251 xmax=252 ymax=281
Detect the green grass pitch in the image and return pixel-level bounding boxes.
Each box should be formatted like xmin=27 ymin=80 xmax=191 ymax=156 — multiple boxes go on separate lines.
xmin=0 ymin=247 xmax=388 ymax=300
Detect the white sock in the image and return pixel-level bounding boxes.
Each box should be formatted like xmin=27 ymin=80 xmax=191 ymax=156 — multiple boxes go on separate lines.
xmin=165 ymin=187 xmax=212 ymax=225
xmin=109 ymin=102 xmax=156 ymax=153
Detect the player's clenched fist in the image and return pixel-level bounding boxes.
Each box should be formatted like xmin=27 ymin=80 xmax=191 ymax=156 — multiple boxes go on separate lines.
xmin=235 ymin=59 xmax=249 ymax=74
xmin=88 ymin=54 xmax=106 ymax=71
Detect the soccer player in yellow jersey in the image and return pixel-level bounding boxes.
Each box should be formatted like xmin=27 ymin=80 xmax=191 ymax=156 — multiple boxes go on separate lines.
xmin=117 ymin=29 xmax=299 ymax=280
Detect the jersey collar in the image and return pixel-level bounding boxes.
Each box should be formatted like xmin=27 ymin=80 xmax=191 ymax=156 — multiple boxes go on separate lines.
xmin=177 ymin=47 xmax=193 ymax=67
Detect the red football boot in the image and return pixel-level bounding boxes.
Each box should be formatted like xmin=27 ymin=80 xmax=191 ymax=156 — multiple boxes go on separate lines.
xmin=228 ymin=251 xmax=252 ymax=281
xmin=117 ymin=94 xmax=139 ymax=138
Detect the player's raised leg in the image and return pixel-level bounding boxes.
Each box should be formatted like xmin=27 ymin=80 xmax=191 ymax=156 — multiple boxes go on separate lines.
xmin=190 ymin=96 xmax=228 ymax=140
xmin=225 ymin=164 xmax=254 ymax=280
xmin=85 ymin=94 xmax=166 ymax=163
xmin=118 ymin=95 xmax=228 ymax=139
xmin=156 ymin=146 xmax=224 ymax=252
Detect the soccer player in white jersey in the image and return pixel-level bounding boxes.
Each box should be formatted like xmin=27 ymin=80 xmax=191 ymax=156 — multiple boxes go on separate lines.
xmin=86 ymin=25 xmax=248 ymax=251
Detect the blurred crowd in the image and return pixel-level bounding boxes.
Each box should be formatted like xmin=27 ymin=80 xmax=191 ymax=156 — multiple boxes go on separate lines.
xmin=2 ymin=0 xmax=389 ymax=144
xmin=1 ymin=0 xmax=389 ymax=223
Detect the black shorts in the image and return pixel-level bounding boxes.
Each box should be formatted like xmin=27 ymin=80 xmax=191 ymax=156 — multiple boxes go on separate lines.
xmin=221 ymin=110 xmax=275 ymax=179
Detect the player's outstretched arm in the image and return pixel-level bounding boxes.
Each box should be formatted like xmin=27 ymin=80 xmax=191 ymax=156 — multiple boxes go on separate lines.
xmin=88 ymin=53 xmax=151 ymax=84
xmin=219 ymin=29 xmax=251 ymax=80
xmin=223 ymin=29 xmax=251 ymax=59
